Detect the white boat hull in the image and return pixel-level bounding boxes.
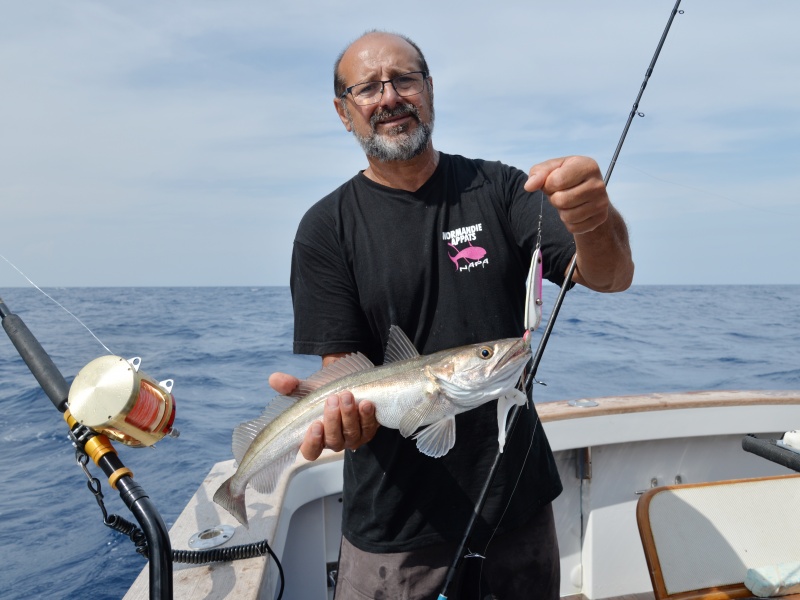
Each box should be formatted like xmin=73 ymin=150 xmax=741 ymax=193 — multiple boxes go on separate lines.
xmin=123 ymin=390 xmax=800 ymax=600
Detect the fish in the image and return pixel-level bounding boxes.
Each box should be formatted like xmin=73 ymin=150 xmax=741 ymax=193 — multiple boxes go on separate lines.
xmin=448 ymin=241 xmax=488 ymax=270
xmin=213 ymin=325 xmax=531 ymax=527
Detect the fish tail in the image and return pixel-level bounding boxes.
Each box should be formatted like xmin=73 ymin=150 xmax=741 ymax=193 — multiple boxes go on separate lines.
xmin=213 ymin=475 xmax=249 ymax=528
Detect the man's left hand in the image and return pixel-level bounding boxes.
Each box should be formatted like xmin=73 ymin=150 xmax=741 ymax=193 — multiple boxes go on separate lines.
xmin=524 ymin=156 xmax=609 ymax=235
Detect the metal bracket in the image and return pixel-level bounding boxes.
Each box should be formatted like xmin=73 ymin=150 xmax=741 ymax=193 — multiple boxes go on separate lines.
xmin=576 ymin=447 xmax=592 ymax=480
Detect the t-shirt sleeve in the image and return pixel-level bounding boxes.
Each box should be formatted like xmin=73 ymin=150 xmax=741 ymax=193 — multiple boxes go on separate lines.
xmin=290 ymin=200 xmax=370 ymax=357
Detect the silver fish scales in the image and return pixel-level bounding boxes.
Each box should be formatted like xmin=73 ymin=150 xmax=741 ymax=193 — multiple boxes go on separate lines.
xmin=213 ymin=325 xmax=530 ymax=527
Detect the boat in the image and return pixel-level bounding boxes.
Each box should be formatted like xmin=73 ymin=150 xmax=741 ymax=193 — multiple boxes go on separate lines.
xmin=122 ymin=389 xmax=800 ymax=600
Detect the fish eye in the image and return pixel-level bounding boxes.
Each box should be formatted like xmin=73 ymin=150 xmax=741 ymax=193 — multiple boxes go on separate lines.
xmin=479 ymin=346 xmax=493 ymax=359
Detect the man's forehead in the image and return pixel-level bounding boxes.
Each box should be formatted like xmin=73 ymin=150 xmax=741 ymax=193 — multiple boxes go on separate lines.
xmin=341 ymin=33 xmax=421 ymax=79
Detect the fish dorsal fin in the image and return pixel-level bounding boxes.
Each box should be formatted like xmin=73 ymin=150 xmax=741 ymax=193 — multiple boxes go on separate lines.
xmin=384 ymin=325 xmax=420 ymax=364
xmin=289 ymin=381 xmax=314 ymax=398
xmin=295 ymin=352 xmax=375 ymax=396
xmin=232 ymin=395 xmax=296 ymax=463
xmin=413 ymin=416 xmax=457 ymax=458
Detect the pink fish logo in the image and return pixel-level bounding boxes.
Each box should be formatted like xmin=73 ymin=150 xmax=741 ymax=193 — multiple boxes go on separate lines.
xmin=448 ymin=242 xmax=487 ymax=270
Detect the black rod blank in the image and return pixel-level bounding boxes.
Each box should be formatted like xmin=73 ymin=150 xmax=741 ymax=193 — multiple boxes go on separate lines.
xmin=439 ymin=2 xmax=684 ymax=597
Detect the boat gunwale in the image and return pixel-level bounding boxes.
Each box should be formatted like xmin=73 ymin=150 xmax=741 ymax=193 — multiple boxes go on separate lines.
xmin=537 ymin=390 xmax=800 ymax=423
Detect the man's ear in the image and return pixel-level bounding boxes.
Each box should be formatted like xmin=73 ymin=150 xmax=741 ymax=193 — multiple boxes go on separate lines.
xmin=334 ymin=98 xmax=353 ymax=132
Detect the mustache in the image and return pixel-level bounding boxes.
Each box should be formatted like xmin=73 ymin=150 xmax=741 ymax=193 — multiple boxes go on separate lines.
xmin=370 ymin=103 xmax=421 ymax=129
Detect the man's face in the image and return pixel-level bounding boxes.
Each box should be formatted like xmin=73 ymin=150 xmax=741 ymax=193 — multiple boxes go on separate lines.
xmin=335 ymin=34 xmax=434 ymax=162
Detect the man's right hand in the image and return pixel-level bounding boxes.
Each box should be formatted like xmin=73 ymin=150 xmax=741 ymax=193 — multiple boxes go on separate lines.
xmin=268 ymin=371 xmax=379 ymax=461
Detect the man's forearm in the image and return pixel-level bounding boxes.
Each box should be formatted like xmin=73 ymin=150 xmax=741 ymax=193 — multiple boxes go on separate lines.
xmin=571 ymin=205 xmax=634 ymax=293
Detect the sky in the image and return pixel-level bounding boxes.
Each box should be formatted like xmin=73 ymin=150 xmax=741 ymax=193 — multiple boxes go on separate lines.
xmin=0 ymin=0 xmax=798 ymax=288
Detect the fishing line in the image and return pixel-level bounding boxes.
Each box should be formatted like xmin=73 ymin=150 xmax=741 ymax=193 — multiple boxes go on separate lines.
xmin=622 ymin=163 xmax=790 ymax=215
xmin=527 ymin=0 xmax=685 ymax=386
xmin=1 ymin=254 xmax=114 ymax=355
xmin=479 ymin=405 xmax=538 ymax=553
xmin=439 ymin=1 xmax=684 ymax=597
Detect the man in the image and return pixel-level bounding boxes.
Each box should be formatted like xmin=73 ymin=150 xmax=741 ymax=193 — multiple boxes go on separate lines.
xmin=270 ymin=31 xmax=633 ymax=599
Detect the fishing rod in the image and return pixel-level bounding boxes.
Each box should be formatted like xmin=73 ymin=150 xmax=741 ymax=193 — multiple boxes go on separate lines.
xmin=527 ymin=0 xmax=684 ymax=386
xmin=438 ymin=1 xmax=684 ymax=597
xmin=0 ymin=295 xmax=175 ymax=599
xmin=0 ymin=294 xmax=287 ymax=599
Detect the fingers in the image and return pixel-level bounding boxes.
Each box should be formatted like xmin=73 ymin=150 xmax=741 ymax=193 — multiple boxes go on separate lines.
xmin=300 ymin=422 xmax=325 ymax=461
xmin=358 ymin=401 xmax=379 ymax=444
xmin=525 ymin=156 xmax=610 ymax=235
xmin=323 ymin=393 xmax=351 ymax=451
xmin=524 ymin=157 xmax=571 ymax=193
xmin=268 ymin=372 xmax=301 ymax=395
xmin=550 ymin=176 xmax=610 ymax=234
xmin=299 ymin=392 xmax=380 ymax=461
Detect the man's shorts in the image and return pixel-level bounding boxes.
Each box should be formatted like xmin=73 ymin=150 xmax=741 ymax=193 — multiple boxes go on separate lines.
xmin=334 ymin=502 xmax=560 ymax=600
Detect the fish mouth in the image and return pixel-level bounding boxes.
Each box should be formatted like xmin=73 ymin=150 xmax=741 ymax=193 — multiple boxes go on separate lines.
xmin=496 ymin=338 xmax=531 ymax=371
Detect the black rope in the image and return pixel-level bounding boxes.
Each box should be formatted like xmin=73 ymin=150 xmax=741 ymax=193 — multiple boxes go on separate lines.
xmin=173 ymin=539 xmax=285 ymax=599
xmin=106 ymin=515 xmax=286 ymax=598
xmin=78 ymin=449 xmax=285 ymax=598
xmin=104 ymin=514 xmax=149 ymax=556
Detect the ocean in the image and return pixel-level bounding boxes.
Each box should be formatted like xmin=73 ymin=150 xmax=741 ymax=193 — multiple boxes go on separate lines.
xmin=1 ymin=285 xmax=799 ymax=599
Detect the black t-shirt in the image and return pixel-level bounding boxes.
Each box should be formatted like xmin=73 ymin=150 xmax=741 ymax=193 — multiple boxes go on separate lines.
xmin=291 ymin=152 xmax=575 ymax=553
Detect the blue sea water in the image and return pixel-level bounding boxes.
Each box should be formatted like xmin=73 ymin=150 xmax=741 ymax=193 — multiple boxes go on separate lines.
xmin=0 ymin=285 xmax=799 ymax=599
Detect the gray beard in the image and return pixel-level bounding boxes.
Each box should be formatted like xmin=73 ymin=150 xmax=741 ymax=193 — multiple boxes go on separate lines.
xmin=346 ymin=103 xmax=435 ymax=162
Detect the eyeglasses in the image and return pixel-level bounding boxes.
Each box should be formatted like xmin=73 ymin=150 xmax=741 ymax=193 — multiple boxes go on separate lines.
xmin=340 ymin=71 xmax=428 ymax=106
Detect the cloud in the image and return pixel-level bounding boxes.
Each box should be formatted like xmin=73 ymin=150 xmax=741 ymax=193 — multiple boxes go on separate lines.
xmin=1 ymin=0 xmax=798 ymax=286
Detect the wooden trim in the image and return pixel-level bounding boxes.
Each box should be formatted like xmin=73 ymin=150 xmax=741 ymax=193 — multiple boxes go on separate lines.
xmin=560 ymin=595 xmax=655 ymax=600
xmin=667 ymin=591 xmax=800 ymax=600
xmin=660 ymin=584 xmax=760 ymax=600
xmin=637 ymin=486 xmax=669 ymax=600
xmin=537 ymin=390 xmax=800 ymax=423
xmin=636 ymin=474 xmax=800 ymax=600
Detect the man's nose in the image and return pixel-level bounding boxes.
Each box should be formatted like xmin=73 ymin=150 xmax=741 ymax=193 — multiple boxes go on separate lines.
xmin=378 ymin=81 xmax=403 ymax=108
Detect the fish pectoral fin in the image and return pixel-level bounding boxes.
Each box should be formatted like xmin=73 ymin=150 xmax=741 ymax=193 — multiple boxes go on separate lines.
xmin=398 ymin=392 xmax=440 ymax=438
xmin=249 ymin=448 xmax=298 ymax=495
xmin=232 ymin=395 xmax=297 ymax=463
xmin=413 ymin=416 xmax=457 ymax=458
xmin=496 ymin=390 xmax=528 ymax=453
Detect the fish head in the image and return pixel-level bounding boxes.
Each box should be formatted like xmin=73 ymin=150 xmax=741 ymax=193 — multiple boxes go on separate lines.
xmin=427 ymin=337 xmax=531 ymax=408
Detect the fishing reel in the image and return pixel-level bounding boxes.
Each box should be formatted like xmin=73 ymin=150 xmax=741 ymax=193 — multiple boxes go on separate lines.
xmin=68 ymin=355 xmax=179 ymax=447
